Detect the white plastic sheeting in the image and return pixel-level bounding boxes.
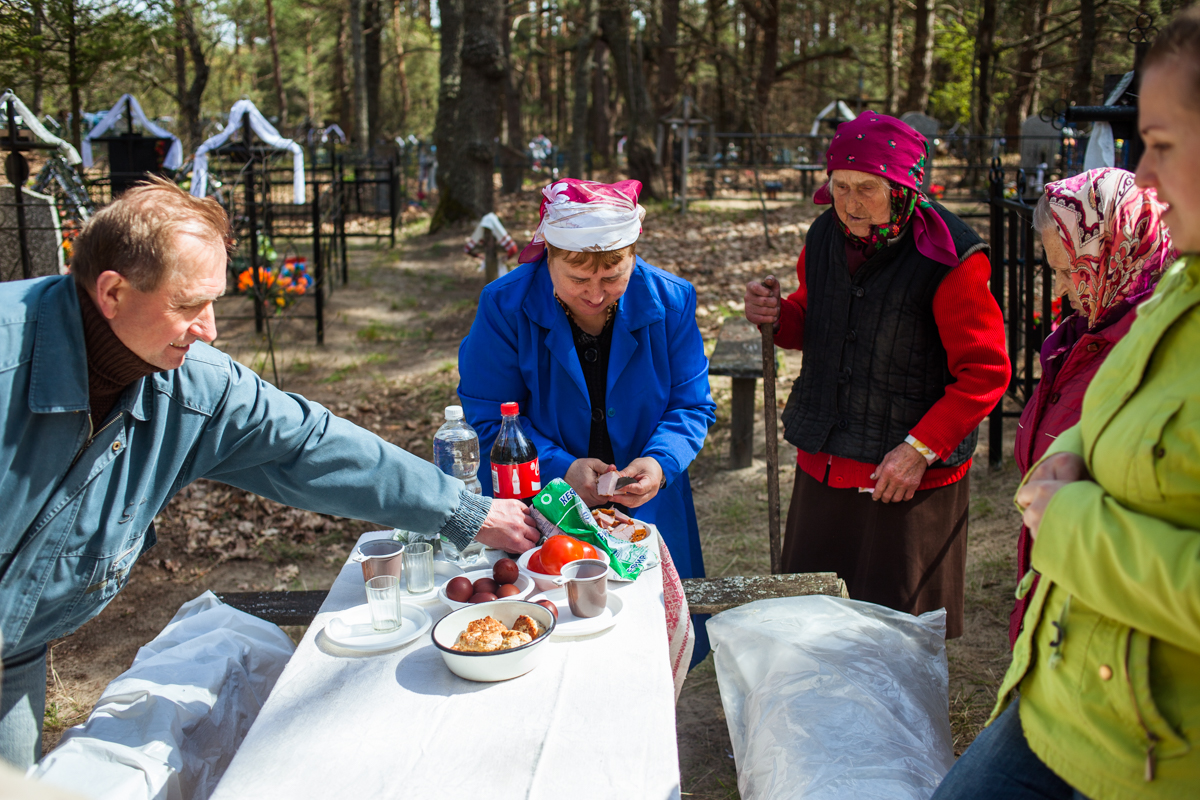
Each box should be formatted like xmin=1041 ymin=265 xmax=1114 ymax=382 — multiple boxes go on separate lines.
xmin=0 ymin=91 xmax=82 ymax=165
xmin=190 ymin=100 xmax=305 ymax=203
xmin=1083 ymin=71 xmax=1135 ymax=172
xmin=708 ymin=596 xmax=953 ymax=800
xmin=809 ymin=100 xmax=857 ymax=137
xmin=82 ymin=94 xmax=183 ymax=171
xmin=32 ymin=592 xmax=295 ymax=800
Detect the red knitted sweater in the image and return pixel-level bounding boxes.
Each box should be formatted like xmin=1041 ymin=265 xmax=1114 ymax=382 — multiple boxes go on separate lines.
xmin=775 ymin=248 xmax=1010 ymax=490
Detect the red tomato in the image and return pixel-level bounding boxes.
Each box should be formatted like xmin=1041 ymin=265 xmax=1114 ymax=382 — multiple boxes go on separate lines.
xmin=580 ymin=541 xmax=601 ymax=560
xmin=528 ymin=549 xmax=550 ymax=574
xmin=539 ymin=535 xmax=587 ymax=574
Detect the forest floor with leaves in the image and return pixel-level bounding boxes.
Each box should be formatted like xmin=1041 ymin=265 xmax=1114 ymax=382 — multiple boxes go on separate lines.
xmin=42 ymin=189 xmax=1022 ymax=799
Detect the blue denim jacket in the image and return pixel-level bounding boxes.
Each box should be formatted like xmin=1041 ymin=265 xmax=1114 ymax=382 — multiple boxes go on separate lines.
xmin=0 ymin=275 xmax=489 ymax=659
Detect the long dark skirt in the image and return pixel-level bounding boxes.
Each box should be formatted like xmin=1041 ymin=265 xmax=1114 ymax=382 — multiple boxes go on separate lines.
xmin=782 ymin=469 xmax=970 ymax=638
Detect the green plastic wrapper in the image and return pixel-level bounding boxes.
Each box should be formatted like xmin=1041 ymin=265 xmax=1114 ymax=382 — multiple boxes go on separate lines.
xmin=530 ymin=478 xmax=657 ymax=581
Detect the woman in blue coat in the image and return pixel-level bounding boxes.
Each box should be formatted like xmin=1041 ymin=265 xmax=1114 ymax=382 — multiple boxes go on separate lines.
xmin=458 ymin=179 xmax=716 ymax=658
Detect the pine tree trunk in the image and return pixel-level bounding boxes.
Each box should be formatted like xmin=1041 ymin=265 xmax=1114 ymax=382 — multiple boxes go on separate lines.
xmin=538 ymin=11 xmax=552 ymax=132
xmin=365 ymin=0 xmax=383 ymax=153
xmin=884 ymin=0 xmax=900 ymax=115
xmin=569 ymin=0 xmax=599 ymax=179
xmin=430 ymin=0 xmax=466 ymax=232
xmin=1071 ymin=0 xmax=1097 ymax=106
xmin=973 ymin=0 xmax=997 ymax=162
xmin=500 ymin=0 xmax=527 ymax=193
xmin=753 ymin=0 xmax=780 ymax=134
xmin=1005 ymin=0 xmax=1050 ymax=138
xmin=658 ymin=0 xmax=679 ymax=117
xmin=457 ymin=0 xmax=504 ymax=214
xmin=266 ymin=0 xmax=287 ymax=125
xmin=334 ymin=11 xmax=353 ymax=137
xmin=350 ymin=0 xmax=370 ymax=151
xmin=902 ymin=0 xmax=934 ymax=113
xmin=393 ymin=0 xmax=411 ymax=131
xmin=600 ymin=0 xmax=666 ymax=198
xmin=592 ymin=41 xmax=610 ymax=168
xmin=31 ymin=0 xmax=44 ymax=114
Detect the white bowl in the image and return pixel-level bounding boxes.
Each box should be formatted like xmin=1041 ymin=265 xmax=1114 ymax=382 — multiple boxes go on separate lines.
xmin=437 ymin=568 xmax=533 ymax=610
xmin=431 ymin=600 xmax=557 ymax=682
xmin=516 ymin=546 xmax=562 ymax=592
xmin=518 ymin=546 xmax=619 ymax=591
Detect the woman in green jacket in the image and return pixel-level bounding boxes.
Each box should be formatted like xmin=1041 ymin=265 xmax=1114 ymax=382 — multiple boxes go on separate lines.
xmin=934 ymin=11 xmax=1200 ymax=800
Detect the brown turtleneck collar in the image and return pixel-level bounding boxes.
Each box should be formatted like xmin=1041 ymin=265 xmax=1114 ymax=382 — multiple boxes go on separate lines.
xmin=75 ymin=279 xmax=161 ymax=427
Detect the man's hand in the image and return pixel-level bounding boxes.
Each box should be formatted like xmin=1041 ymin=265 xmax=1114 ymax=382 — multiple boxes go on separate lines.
xmin=473 ymin=499 xmax=540 ymax=552
xmin=612 ymin=457 xmax=664 ymax=508
xmin=1015 ymin=452 xmax=1089 ymax=540
xmin=744 ymin=276 xmax=782 ymax=331
xmin=871 ymin=443 xmax=928 ymax=503
xmin=564 ymin=457 xmax=614 ymax=508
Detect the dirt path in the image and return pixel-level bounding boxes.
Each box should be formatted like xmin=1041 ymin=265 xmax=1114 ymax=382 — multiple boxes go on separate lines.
xmin=42 ymin=194 xmax=1022 ymax=799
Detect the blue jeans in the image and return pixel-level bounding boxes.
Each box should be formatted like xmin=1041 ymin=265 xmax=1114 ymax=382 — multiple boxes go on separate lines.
xmin=933 ymin=700 xmax=1091 ymax=800
xmin=0 ymin=646 xmax=46 ymax=769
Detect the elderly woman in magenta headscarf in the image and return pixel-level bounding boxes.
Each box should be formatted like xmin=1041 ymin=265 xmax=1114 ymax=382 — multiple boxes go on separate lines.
xmin=457 ymin=179 xmax=716 ymax=665
xmin=1008 ymin=167 xmax=1173 ymax=647
xmin=744 ymin=113 xmax=1010 ymax=639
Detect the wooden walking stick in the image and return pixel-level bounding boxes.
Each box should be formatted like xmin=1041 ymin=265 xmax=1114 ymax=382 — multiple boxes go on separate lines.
xmin=760 ymin=275 xmax=783 ymax=575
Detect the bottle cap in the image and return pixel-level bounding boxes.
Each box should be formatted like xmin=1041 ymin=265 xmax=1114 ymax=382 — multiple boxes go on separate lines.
xmin=501 ymin=402 xmax=519 ymax=416
xmin=444 ymin=405 xmax=463 ymax=420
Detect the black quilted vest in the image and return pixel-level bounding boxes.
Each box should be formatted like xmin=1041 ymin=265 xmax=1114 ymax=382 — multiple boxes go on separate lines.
xmin=781 ymin=203 xmax=988 ymax=468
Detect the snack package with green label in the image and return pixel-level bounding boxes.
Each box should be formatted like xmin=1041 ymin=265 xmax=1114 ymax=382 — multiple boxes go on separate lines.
xmin=530 ymin=478 xmax=659 ymax=580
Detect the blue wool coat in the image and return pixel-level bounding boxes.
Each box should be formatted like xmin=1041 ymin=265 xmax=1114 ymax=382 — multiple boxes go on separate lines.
xmin=457 ymin=255 xmax=715 ymax=579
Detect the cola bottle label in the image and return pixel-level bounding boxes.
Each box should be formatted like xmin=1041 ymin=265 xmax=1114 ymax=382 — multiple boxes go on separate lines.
xmin=492 ymin=458 xmax=541 ymax=499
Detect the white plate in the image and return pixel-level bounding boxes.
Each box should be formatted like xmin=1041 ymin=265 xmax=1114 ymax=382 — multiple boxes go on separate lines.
xmin=529 ymin=588 xmax=623 ymax=637
xmin=322 ymin=603 xmax=431 ymax=652
xmin=404 ymin=560 xmax=466 ymax=604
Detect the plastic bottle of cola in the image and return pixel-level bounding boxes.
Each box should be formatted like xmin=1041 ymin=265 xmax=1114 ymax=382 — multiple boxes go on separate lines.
xmin=433 ymin=405 xmax=482 ymax=495
xmin=490 ymin=402 xmax=540 ymax=500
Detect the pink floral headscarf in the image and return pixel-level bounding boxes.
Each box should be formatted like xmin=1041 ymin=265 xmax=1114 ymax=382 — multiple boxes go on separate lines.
xmin=1044 ymin=168 xmax=1175 ymax=327
xmin=518 ymin=179 xmax=646 ymax=264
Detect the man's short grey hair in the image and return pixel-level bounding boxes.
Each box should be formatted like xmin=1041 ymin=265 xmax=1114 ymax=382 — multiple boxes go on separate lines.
xmin=1032 ymin=193 xmax=1056 ymax=235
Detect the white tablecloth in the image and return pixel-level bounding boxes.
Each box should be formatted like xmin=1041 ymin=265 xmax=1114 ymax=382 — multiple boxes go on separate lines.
xmin=211 ymin=531 xmax=682 ymax=800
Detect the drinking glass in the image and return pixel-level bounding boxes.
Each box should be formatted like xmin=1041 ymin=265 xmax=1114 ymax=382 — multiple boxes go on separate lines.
xmin=404 ymin=542 xmax=435 ymax=594
xmin=365 ymin=575 xmax=402 ymax=632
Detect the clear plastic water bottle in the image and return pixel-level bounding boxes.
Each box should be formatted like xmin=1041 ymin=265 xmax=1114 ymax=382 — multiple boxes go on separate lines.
xmin=433 ymin=405 xmax=481 ymax=494
xmin=432 ymin=405 xmax=487 ymax=565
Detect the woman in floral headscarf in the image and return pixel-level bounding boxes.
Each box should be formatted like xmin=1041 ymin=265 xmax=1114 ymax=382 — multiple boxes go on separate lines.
xmin=1008 ymin=168 xmax=1173 ymax=647
xmin=744 ymin=112 xmax=1011 ymax=638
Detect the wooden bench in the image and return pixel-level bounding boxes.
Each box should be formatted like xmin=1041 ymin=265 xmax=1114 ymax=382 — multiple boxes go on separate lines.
xmin=708 ymin=316 xmax=764 ymax=469
xmin=217 ymin=572 xmax=847 ymax=626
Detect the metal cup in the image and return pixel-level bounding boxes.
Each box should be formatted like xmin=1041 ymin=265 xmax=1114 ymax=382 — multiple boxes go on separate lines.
xmin=353 ymin=540 xmax=404 ymax=583
xmin=556 ymin=558 xmax=609 ymax=618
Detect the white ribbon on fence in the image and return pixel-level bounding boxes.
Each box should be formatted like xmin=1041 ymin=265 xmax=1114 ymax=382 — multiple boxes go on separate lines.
xmin=191 ymin=99 xmax=305 ymax=203
xmin=82 ymin=94 xmax=183 ymax=171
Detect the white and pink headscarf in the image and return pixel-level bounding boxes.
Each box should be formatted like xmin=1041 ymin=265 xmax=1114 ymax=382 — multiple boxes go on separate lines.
xmin=1045 ymin=168 xmax=1174 ymax=327
xmin=518 ymin=178 xmax=646 ymax=264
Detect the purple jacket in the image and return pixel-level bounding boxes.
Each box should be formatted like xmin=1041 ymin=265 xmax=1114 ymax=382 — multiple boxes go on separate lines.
xmin=1008 ymin=295 xmax=1145 ymax=647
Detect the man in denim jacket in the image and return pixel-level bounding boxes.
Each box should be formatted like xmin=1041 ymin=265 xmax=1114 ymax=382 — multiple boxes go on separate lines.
xmin=0 ymin=178 xmax=538 ymax=767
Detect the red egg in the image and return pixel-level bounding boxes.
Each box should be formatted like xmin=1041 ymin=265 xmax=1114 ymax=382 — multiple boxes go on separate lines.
xmin=473 ymin=577 xmax=500 ymax=596
xmin=535 ymin=599 xmax=559 ymax=619
xmin=469 ymin=592 xmax=498 ymax=604
xmin=493 ymin=558 xmax=519 ymax=585
xmin=445 ymin=576 xmax=474 ymax=603
xmin=496 ymin=583 xmax=521 ymax=598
